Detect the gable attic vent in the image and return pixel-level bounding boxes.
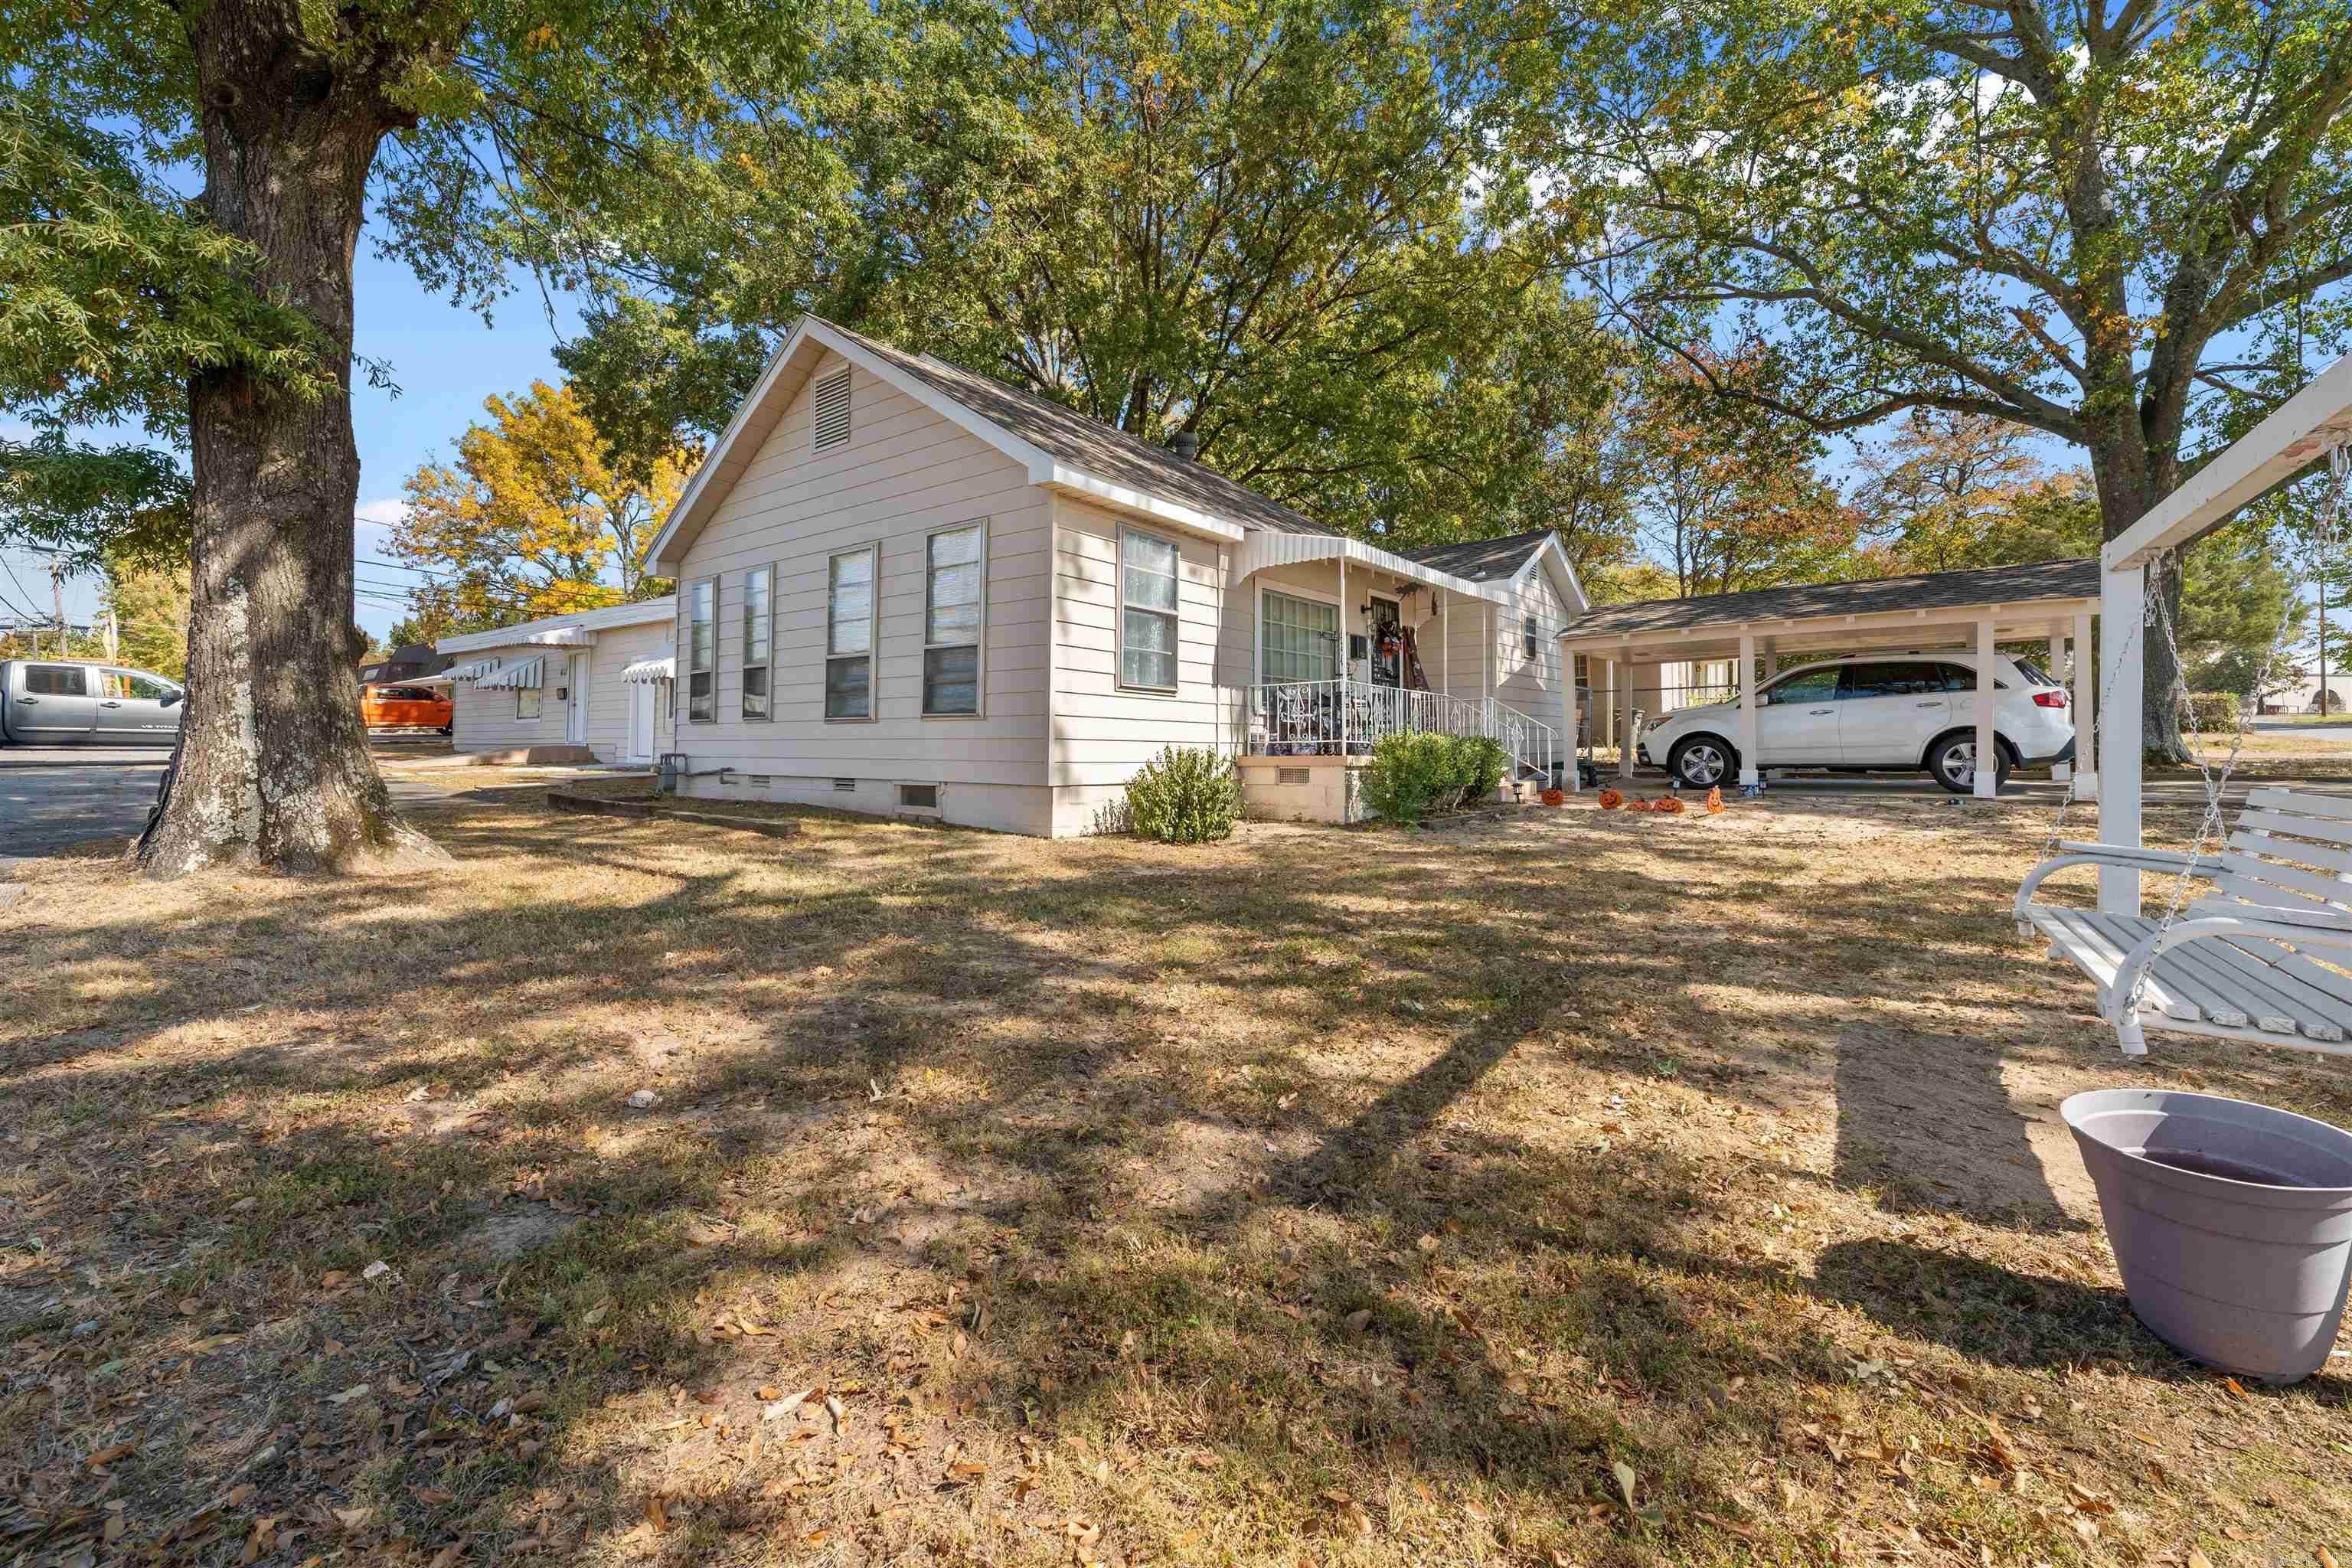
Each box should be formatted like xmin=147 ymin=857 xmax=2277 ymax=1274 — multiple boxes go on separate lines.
xmin=811 ymin=367 xmax=852 ymax=453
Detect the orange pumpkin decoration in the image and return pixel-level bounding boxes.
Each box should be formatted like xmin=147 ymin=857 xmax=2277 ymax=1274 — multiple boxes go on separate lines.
xmin=1624 ymin=795 xmax=1653 ymax=812
xmin=1596 ymin=788 xmax=1624 ymax=810
xmin=1653 ymin=795 xmax=1687 ymax=815
xmin=1704 ymin=786 xmax=1724 ymax=814
xmin=1539 ymin=786 xmax=1566 ymax=807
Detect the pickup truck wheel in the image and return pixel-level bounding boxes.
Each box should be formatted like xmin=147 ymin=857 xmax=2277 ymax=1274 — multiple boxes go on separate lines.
xmin=1668 ymin=736 xmax=1733 ymax=789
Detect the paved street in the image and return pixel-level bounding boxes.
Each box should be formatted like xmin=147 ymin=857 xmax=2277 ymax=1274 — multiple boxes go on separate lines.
xmin=0 ymin=742 xmax=480 ymax=859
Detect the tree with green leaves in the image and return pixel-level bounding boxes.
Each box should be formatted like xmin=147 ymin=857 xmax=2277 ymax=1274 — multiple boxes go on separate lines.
xmin=554 ymin=0 xmax=1595 ymax=544
xmin=1547 ymin=0 xmax=2352 ymax=757
xmin=2 ymin=3 xmax=825 ymax=874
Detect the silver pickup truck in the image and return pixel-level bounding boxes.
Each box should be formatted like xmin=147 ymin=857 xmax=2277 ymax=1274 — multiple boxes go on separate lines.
xmin=0 ymin=659 xmax=185 ymax=746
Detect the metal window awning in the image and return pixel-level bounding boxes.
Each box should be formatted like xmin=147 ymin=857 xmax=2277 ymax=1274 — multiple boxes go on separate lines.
xmin=1236 ymin=532 xmax=1491 ymax=600
xmin=620 ymin=654 xmax=675 ymax=684
xmin=426 ymin=656 xmax=504 ymax=685
xmin=475 ymin=655 xmax=547 ymax=691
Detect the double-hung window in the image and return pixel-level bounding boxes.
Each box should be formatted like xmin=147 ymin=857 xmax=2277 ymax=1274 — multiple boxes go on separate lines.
xmin=687 ymin=579 xmax=715 ymax=721
xmin=923 ymin=522 xmax=985 ymax=715
xmin=1261 ymin=590 xmax=1338 ymax=683
xmin=1119 ymin=530 xmax=1181 ymax=691
xmin=1523 ymin=612 xmax=1538 ymax=661
xmin=825 ymin=546 xmax=876 ymax=719
xmin=741 ymin=565 xmax=773 ymax=720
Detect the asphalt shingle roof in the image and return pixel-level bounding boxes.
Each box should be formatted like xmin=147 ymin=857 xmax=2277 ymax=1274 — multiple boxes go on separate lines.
xmin=1555 ymin=557 xmax=2101 ymax=641
xmin=1400 ymin=528 xmax=1553 ymax=582
xmin=819 ymin=318 xmax=1338 ymax=537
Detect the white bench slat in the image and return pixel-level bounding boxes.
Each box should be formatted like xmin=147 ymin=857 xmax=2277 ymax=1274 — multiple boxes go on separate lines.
xmin=2129 ymin=923 xmax=2303 ymax=1034
xmin=2230 ymin=828 xmax=2352 ymax=878
xmin=2188 ymin=893 xmax=2352 ymax=930
xmin=2076 ymin=912 xmax=2251 ymax=1027
xmin=2237 ymin=808 xmax=2352 ymax=849
xmin=2221 ymin=941 xmax=2352 ymax=1042
xmin=2213 ymin=858 xmax=2352 ymax=910
xmin=2194 ymin=937 xmax=2352 ymax=1042
xmin=2030 ymin=909 xmax=2204 ymax=1021
xmin=2245 ymin=788 xmax=2352 ymax=822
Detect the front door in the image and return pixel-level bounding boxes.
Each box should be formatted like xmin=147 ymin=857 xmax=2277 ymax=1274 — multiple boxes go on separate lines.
xmin=566 ymin=652 xmax=590 ymax=746
xmin=1367 ymin=595 xmax=1403 ymax=687
xmin=11 ymin=664 xmax=98 ymax=742
xmin=627 ymin=680 xmax=658 ymax=763
xmin=1754 ymin=665 xmax=1841 ymax=764
xmin=93 ymin=668 xmax=185 ymax=743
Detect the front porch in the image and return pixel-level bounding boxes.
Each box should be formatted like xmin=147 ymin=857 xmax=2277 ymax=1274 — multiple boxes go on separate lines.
xmin=1234 ymin=679 xmax=1559 ymax=824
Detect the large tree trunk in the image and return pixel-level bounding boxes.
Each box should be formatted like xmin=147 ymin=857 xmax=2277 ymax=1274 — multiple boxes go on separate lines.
xmin=2086 ymin=417 xmax=2193 ymax=767
xmin=140 ymin=10 xmax=445 ymax=877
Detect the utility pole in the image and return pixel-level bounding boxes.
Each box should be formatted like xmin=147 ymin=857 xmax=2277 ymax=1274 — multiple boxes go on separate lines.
xmin=51 ymin=557 xmax=67 ymax=659
xmin=104 ymin=604 xmax=119 ymax=661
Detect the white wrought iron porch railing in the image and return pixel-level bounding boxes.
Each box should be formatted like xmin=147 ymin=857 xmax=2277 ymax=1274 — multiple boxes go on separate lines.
xmin=1246 ymin=678 xmax=1559 ymax=781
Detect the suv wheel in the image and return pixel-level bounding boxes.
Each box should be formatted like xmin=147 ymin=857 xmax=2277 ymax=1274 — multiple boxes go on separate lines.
xmin=1928 ymin=733 xmax=2011 ymax=795
xmin=1668 ymin=736 xmax=1733 ymax=789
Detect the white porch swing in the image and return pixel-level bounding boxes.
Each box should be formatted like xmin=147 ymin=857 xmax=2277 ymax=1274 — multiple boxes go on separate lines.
xmin=2016 ymin=356 xmax=2352 ymax=1055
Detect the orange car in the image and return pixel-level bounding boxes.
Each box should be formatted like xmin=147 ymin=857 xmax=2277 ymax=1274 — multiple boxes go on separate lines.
xmin=360 ymin=682 xmax=453 ymax=733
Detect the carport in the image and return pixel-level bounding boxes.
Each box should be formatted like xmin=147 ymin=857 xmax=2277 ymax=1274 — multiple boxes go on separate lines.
xmin=1551 ymin=557 xmax=2102 ymax=799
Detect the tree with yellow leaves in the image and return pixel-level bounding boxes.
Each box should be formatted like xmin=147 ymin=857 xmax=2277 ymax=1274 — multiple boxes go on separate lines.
xmin=392 ymin=381 xmax=687 ymax=635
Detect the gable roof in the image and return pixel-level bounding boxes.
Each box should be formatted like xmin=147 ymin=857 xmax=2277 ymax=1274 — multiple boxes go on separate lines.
xmin=650 ymin=315 xmax=1334 ymax=572
xmin=821 ymin=319 xmax=1338 ymax=538
xmin=1554 ymin=557 xmax=2099 ymax=644
xmin=1400 ymin=529 xmax=1555 ymax=583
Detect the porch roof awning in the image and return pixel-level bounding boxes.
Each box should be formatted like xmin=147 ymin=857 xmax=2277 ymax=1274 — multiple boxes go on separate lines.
xmin=620 ymin=653 xmax=675 ymax=684
xmin=1236 ymin=531 xmax=1493 ymax=601
xmin=475 ymin=655 xmax=547 ymax=691
xmin=1554 ymin=557 xmax=2101 ymax=664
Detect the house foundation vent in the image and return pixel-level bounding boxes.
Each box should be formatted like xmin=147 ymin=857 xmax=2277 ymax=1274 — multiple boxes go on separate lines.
xmin=899 ymin=783 xmax=939 ymax=809
xmin=1278 ymin=766 xmax=1312 ymax=786
xmin=834 ymin=777 xmax=857 ymax=792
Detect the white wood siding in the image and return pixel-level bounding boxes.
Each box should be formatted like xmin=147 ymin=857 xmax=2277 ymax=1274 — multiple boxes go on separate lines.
xmin=667 ymin=349 xmax=1054 ymax=835
xmin=449 ymin=652 xmax=552 ymax=753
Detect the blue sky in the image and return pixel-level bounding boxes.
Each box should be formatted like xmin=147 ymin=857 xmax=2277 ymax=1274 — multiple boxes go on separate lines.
xmin=0 ymin=234 xmax=588 ymax=647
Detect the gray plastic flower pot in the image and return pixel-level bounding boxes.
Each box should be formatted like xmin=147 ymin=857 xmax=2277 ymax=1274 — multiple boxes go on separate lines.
xmin=2063 ymin=1089 xmax=2352 ymax=1384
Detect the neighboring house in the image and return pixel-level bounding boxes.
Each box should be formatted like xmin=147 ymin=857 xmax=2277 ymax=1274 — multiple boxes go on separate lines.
xmin=2262 ymin=672 xmax=2352 ymax=715
xmin=358 ymin=642 xmax=452 ymax=684
xmin=641 ymin=313 xmax=1586 ymax=834
xmin=431 ymin=598 xmax=678 ymax=763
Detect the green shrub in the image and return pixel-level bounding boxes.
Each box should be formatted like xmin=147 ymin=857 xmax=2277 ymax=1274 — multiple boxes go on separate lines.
xmin=1123 ymin=746 xmax=1241 ymax=844
xmin=1360 ymin=733 xmax=1509 ymax=825
xmin=2183 ymin=691 xmax=2241 ymax=732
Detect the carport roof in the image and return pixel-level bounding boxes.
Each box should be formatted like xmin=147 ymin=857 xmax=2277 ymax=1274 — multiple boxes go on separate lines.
xmin=1556 ymin=557 xmax=2099 ymax=658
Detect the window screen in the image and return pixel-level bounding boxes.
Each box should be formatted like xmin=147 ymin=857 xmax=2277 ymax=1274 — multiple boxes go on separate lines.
xmin=826 ymin=548 xmax=874 ymax=719
xmin=742 ymin=564 xmax=773 ymax=720
xmin=1120 ymin=531 xmax=1181 ymax=690
xmin=1262 ymin=592 xmax=1338 ymax=682
xmin=687 ymin=580 xmax=715 ymax=721
xmin=924 ymin=524 xmax=984 ymax=714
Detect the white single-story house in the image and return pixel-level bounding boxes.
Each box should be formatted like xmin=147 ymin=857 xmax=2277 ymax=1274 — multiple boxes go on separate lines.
xmin=431 ymin=598 xmax=679 ymax=764
xmin=636 ymin=313 xmax=1589 ymax=835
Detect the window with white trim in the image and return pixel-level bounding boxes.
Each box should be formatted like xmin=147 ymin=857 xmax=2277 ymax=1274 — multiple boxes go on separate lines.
xmin=811 ymin=367 xmax=851 ymax=453
xmin=742 ymin=564 xmax=773 ymax=720
xmin=1119 ymin=529 xmax=1181 ymax=691
xmin=1262 ymin=590 xmax=1338 ymax=682
xmin=825 ymin=546 xmax=876 ymax=719
xmin=518 ymin=677 xmax=543 ymax=720
xmin=1523 ymin=612 xmax=1538 ymax=661
xmin=687 ymin=579 xmax=715 ymax=722
xmin=923 ymin=522 xmax=985 ymax=715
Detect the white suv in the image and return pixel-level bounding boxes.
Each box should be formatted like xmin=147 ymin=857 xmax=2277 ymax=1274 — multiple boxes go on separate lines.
xmin=1636 ymin=654 xmax=2076 ymax=794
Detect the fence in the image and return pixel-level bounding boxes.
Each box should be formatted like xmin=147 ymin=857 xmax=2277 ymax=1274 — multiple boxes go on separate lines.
xmin=1246 ymin=679 xmax=1557 ymax=779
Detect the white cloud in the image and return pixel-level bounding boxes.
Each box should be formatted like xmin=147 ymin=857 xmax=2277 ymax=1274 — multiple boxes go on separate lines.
xmin=354 ymin=497 xmax=405 ymax=531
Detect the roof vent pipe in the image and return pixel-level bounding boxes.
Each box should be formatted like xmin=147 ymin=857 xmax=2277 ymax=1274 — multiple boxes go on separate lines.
xmin=1168 ymin=430 xmax=1199 ymax=462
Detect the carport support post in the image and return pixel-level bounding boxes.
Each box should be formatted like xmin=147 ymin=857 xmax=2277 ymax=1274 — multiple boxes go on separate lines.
xmin=1616 ymin=645 xmax=1635 ymax=779
xmin=2070 ymin=609 xmax=2096 ymax=802
xmin=1558 ymin=645 xmax=1577 ymax=792
xmin=1736 ymin=630 xmax=1759 ymax=787
xmin=2048 ymin=632 xmax=2071 ymax=785
xmin=2099 ymin=566 xmax=2146 ymax=913
xmin=1974 ymin=616 xmax=1999 ymax=799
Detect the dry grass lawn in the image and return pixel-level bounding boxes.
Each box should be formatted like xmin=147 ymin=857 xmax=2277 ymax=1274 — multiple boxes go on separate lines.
xmin=4 ymin=792 xmax=2350 ymax=1566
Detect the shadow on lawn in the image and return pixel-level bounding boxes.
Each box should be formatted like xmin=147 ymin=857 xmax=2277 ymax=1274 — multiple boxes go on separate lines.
xmin=3 ymin=805 xmax=2327 ymax=1563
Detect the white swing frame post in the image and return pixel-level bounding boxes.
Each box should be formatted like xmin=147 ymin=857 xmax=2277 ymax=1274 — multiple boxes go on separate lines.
xmin=2097 ymin=354 xmax=2352 ymax=913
